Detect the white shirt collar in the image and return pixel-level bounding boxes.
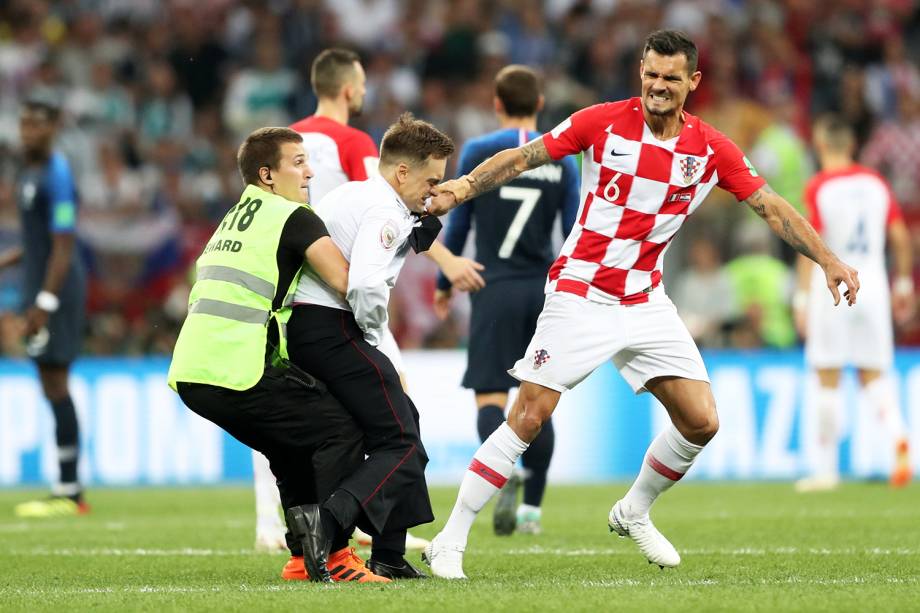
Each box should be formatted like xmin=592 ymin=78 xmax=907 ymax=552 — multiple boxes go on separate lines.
xmin=372 ymin=174 xmax=413 ymax=216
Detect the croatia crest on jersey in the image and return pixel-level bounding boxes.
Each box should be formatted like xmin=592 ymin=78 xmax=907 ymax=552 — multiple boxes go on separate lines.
xmin=678 ymin=155 xmax=703 ymax=185
xmin=533 ymin=349 xmax=550 ymax=369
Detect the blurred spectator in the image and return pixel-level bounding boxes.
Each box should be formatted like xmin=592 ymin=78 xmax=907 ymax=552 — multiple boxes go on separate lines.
xmin=137 ymin=60 xmax=194 ymax=148
xmin=749 ymin=93 xmax=813 ymax=215
xmin=725 ymin=223 xmax=797 ymax=349
xmin=671 ymin=237 xmax=737 ymax=348
xmin=861 ymin=85 xmax=920 ymax=213
xmin=222 ymin=35 xmax=296 ymax=141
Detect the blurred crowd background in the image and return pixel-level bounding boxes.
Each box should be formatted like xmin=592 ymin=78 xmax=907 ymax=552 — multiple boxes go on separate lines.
xmin=0 ymin=0 xmax=919 ymax=357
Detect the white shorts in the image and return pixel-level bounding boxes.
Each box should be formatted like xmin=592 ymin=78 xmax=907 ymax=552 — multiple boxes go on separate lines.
xmin=377 ymin=326 xmax=406 ymax=375
xmin=805 ymin=272 xmax=893 ymax=370
xmin=509 ymin=290 xmax=709 ymax=394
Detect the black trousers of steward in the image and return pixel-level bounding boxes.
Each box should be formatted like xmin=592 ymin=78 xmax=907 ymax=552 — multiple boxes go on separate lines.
xmin=176 ymin=365 xmax=363 ymax=555
xmin=287 ymin=304 xmax=433 ymax=534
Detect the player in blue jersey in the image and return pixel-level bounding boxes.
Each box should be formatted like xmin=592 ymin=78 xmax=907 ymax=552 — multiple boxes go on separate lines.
xmin=434 ymin=65 xmax=579 ymax=535
xmin=0 ymin=97 xmax=88 ymax=517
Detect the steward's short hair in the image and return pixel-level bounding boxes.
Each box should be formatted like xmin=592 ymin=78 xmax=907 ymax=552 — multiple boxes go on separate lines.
xmin=237 ymin=127 xmax=303 ymax=185
xmin=311 ymin=48 xmax=361 ymax=99
xmin=495 ymin=65 xmax=542 ymax=118
xmin=643 ymin=29 xmax=698 ymax=73
xmin=380 ymin=113 xmax=455 ymax=166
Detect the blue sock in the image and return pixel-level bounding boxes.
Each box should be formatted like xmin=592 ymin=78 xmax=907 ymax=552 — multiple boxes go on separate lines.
xmin=476 ymin=404 xmax=505 ymax=443
xmin=522 ymin=417 xmax=554 ymax=507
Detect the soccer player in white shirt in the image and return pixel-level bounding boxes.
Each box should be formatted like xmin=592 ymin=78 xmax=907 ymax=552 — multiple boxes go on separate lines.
xmin=423 ymin=29 xmax=860 ymax=579
xmin=794 ymin=115 xmax=915 ymax=492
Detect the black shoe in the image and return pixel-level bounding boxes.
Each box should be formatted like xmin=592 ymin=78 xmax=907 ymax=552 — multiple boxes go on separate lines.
xmin=367 ymin=557 xmax=429 ymax=579
xmin=286 ymin=505 xmax=333 ymax=583
xmin=493 ymin=472 xmax=521 ymax=536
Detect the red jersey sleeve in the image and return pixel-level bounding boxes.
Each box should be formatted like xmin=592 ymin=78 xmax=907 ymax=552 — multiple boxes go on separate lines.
xmin=802 ymin=175 xmax=822 ymax=232
xmin=542 ymin=104 xmax=608 ymax=160
xmin=708 ymin=128 xmax=766 ymax=202
xmin=340 ymin=131 xmax=379 ymax=181
xmin=882 ymin=175 xmax=903 ymax=227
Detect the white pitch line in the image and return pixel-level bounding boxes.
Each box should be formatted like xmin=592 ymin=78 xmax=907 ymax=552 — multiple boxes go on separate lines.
xmin=503 ymin=546 xmax=920 ymax=556
xmin=580 ymin=576 xmax=920 ymax=588
xmin=8 ymin=545 xmax=920 ymax=558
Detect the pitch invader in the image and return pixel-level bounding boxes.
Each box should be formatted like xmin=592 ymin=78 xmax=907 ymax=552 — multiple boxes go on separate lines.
xmin=423 ymin=30 xmax=860 ymax=579
xmin=794 ymin=115 xmax=914 ymax=492
xmin=434 ymin=65 xmax=580 ymax=536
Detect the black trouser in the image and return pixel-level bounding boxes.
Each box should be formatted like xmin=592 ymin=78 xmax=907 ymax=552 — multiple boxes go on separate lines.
xmin=287 ymin=304 xmax=433 ymax=534
xmin=176 ymin=366 xmax=364 ymax=555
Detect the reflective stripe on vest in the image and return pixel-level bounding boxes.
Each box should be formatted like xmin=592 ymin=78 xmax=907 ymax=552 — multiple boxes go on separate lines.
xmin=188 ymin=298 xmax=270 ymax=325
xmin=196 ymin=265 xmax=275 ymax=301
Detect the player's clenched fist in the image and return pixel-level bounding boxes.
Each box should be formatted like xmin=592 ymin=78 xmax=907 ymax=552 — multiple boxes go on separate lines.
xmin=427 ymin=177 xmax=472 ymax=215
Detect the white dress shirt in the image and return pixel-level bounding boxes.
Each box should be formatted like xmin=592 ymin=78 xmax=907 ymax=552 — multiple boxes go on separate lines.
xmin=293 ymin=175 xmax=416 ymax=346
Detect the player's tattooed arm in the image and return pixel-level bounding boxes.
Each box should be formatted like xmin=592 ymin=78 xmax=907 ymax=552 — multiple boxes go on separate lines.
xmin=744 ymin=184 xmax=860 ymax=306
xmin=430 ymin=140 xmax=552 ymax=213
xmin=470 ymin=139 xmax=552 ymax=198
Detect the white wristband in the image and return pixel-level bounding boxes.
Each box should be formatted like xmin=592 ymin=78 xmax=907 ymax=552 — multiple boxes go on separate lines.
xmin=893 ymin=276 xmax=914 ymax=296
xmin=35 ymin=290 xmax=60 ymax=313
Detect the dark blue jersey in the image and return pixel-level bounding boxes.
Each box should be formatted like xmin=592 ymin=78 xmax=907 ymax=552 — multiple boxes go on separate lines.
xmin=437 ymin=128 xmax=579 ymax=289
xmin=16 ymin=151 xmax=84 ymax=306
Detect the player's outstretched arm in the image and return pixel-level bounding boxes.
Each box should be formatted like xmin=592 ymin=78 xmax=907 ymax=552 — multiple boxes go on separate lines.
xmin=744 ymin=184 xmax=860 ymax=306
xmin=429 ymin=139 xmax=553 ymax=214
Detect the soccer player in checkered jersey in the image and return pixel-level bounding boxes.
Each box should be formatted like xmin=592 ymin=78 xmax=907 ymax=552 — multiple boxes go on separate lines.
xmin=793 ymin=115 xmax=914 ymax=493
xmin=422 ymin=30 xmax=860 ymax=579
xmin=251 ymin=48 xmax=481 ymax=554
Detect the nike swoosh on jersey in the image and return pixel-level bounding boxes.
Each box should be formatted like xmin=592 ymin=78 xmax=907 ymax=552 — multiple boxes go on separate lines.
xmin=610 ymin=149 xmax=629 ymax=156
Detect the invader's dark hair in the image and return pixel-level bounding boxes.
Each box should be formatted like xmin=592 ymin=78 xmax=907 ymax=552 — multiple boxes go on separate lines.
xmin=813 ymin=114 xmax=855 ymax=151
xmin=643 ymin=30 xmax=699 ymax=73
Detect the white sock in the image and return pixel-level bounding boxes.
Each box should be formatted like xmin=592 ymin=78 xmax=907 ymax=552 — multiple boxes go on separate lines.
xmin=252 ymin=450 xmax=283 ymax=531
xmin=439 ymin=422 xmax=528 ymax=546
xmin=814 ymin=385 xmax=841 ymax=478
xmin=863 ymin=377 xmax=906 ymax=442
xmin=621 ymin=424 xmax=703 ymax=519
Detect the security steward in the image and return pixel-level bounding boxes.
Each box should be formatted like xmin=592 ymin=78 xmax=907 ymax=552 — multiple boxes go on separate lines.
xmin=167 ymin=127 xmax=388 ymax=583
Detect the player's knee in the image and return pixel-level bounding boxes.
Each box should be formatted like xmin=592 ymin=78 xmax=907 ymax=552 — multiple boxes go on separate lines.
xmin=686 ymin=409 xmax=719 ymax=444
xmin=510 ymin=384 xmax=557 ymax=441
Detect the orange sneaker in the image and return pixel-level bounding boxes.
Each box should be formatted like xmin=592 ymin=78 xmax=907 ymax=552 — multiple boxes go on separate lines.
xmin=281 ymin=548 xmax=391 ymax=583
xmin=890 ymin=439 xmax=912 ymax=488
xmin=327 ymin=547 xmax=391 ymax=583
xmin=282 ymin=556 xmax=308 ymax=580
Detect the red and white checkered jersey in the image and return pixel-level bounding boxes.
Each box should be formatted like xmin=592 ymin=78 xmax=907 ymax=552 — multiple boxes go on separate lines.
xmin=542 ymin=98 xmax=765 ymax=305
xmin=289 ymin=115 xmax=379 ymax=204
xmin=804 ymin=164 xmax=902 ymax=274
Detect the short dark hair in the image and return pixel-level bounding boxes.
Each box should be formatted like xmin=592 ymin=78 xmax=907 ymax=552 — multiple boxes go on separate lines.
xmin=237 ymin=127 xmax=304 ymax=185
xmin=643 ymin=30 xmax=698 ymax=73
xmin=380 ymin=113 xmax=455 ymax=166
xmin=23 ymin=93 xmax=61 ymax=122
xmin=495 ymin=65 xmax=542 ymax=117
xmin=311 ymin=48 xmax=361 ymax=99
xmin=813 ymin=114 xmax=855 ymax=151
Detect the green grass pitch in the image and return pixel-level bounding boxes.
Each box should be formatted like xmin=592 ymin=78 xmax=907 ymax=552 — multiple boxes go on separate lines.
xmin=1 ymin=483 xmax=918 ymax=611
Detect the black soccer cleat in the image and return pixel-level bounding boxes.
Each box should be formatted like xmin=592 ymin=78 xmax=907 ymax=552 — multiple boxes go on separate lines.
xmin=493 ymin=473 xmax=522 ymax=536
xmin=367 ymin=557 xmax=429 ymax=580
xmin=286 ymin=505 xmax=333 ymax=583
